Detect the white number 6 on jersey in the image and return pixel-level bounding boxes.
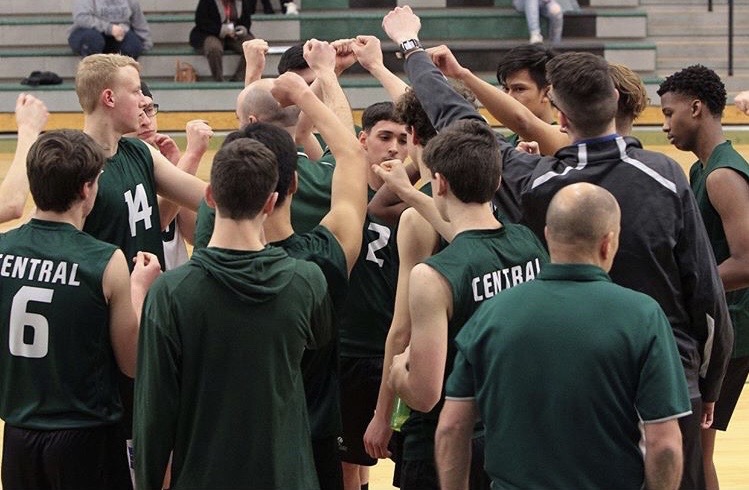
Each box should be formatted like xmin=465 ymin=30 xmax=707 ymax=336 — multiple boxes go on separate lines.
xmin=9 ymin=286 xmax=54 ymax=358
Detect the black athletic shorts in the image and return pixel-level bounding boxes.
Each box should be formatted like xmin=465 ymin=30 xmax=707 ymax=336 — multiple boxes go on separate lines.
xmin=678 ymin=397 xmax=706 ymax=490
xmin=339 ymin=356 xmax=383 ymax=466
xmin=2 ymin=423 xmax=132 ymax=490
xmin=313 ymin=436 xmax=343 ymax=490
xmin=399 ymin=437 xmax=490 ymax=490
xmin=712 ymin=356 xmax=749 ymax=431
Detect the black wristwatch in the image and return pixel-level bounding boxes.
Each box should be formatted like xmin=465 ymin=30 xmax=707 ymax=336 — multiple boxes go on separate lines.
xmin=396 ymin=38 xmax=423 ymax=59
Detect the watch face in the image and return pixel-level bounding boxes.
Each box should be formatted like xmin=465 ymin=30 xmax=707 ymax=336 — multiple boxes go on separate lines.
xmin=401 ymin=39 xmax=419 ymax=51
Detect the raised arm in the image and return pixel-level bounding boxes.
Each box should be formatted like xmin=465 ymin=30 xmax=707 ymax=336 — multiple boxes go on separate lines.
xmin=272 ymin=41 xmax=368 ymax=272
xmin=428 ymin=44 xmax=569 ymax=156
xmin=351 ymin=35 xmax=409 ymax=101
xmin=155 ymin=120 xmax=212 ymax=235
xmin=382 ymin=7 xmax=482 ymax=131
xmin=152 ymin=147 xmax=208 ymax=213
xmin=243 ymin=38 xmax=269 ymax=86
xmin=0 ymin=94 xmax=48 ymax=223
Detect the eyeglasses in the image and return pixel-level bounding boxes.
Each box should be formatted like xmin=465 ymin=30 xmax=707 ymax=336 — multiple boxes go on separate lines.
xmin=143 ymin=104 xmax=159 ymax=118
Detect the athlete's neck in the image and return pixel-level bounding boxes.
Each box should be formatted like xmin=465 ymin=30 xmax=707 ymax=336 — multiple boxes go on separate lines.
xmin=209 ymin=216 xmax=266 ymax=251
xmin=33 ymin=209 xmax=85 ymax=230
xmin=447 ymin=201 xmax=501 ymax=237
xmin=83 ymin=113 xmax=122 ymax=158
xmin=262 ymin=201 xmax=294 ymax=243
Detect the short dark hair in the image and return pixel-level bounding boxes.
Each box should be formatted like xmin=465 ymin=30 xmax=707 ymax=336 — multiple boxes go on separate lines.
xmin=278 ymin=44 xmax=308 ymax=75
xmin=395 ymin=82 xmax=476 ymax=145
xmin=223 ymin=122 xmax=297 ymax=206
xmin=27 ymin=130 xmax=105 ymax=212
xmin=496 ymin=44 xmax=557 ymax=89
xmin=422 ymin=120 xmax=501 ymax=204
xmin=211 ymin=139 xmax=279 ymax=220
xmin=546 ymin=52 xmax=617 ymax=138
xmin=361 ymin=101 xmax=398 ymax=132
xmin=657 ymin=64 xmax=726 ymax=117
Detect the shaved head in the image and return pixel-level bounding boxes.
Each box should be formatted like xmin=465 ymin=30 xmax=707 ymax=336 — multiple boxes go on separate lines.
xmin=236 ymin=79 xmax=301 ymax=128
xmin=545 ymin=183 xmax=621 ymax=266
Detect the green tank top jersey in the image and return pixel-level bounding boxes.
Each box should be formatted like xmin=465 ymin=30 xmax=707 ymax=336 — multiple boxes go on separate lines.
xmin=83 ymin=137 xmax=164 ymax=270
xmin=271 ymin=226 xmax=348 ymax=439
xmin=402 ymin=224 xmax=550 ymax=461
xmin=0 ymin=219 xmax=120 ymax=430
xmin=339 ymin=190 xmax=398 ymax=358
xmin=134 ymin=246 xmax=330 ymax=490
xmin=291 ymin=150 xmax=336 ymax=234
xmin=690 ymin=141 xmax=749 ymax=357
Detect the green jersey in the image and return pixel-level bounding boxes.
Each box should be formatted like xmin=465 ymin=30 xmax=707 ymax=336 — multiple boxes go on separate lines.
xmin=83 ymin=137 xmax=164 ymax=269
xmin=0 ymin=219 xmax=120 ymax=430
xmin=134 ymin=246 xmax=332 ymax=490
xmin=403 ymin=224 xmax=549 ymax=461
xmin=271 ymin=226 xmax=348 ymax=440
xmin=447 ymin=264 xmax=691 ymax=489
xmin=339 ymin=189 xmax=399 ymax=358
xmin=690 ymin=141 xmax=749 ymax=357
xmin=291 ymin=149 xmax=336 ymax=234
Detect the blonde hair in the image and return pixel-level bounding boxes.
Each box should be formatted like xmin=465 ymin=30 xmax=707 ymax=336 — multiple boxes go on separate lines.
xmin=610 ymin=63 xmax=648 ymax=123
xmin=75 ymin=54 xmax=140 ymax=113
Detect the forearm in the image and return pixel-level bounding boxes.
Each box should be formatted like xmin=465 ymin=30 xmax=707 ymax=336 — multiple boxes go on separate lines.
xmin=0 ymin=126 xmax=41 ymax=222
xmin=316 ymin=71 xmax=355 ymax=137
xmin=368 ymin=63 xmax=409 ymax=102
xmin=457 ymin=69 xmax=567 ymax=155
xmin=644 ymin=444 xmax=682 ymax=490
xmin=435 ymin=426 xmax=472 ymax=490
xmin=157 ymin=196 xmax=180 ymax=232
xmin=404 ymin=191 xmax=453 ymax=243
xmin=295 ymin=115 xmax=324 ymax=160
xmin=404 ymin=50 xmax=482 ymax=131
xmin=176 ymin=209 xmax=197 ymax=245
xmin=718 ymin=256 xmax=749 ymax=291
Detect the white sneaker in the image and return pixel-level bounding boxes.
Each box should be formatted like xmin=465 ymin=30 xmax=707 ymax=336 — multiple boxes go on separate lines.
xmin=529 ymin=32 xmax=543 ymax=44
xmin=285 ymin=2 xmax=299 ymax=15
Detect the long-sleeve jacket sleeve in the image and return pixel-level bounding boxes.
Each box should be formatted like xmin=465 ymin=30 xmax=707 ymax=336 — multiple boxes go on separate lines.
xmin=129 ymin=0 xmax=153 ymax=51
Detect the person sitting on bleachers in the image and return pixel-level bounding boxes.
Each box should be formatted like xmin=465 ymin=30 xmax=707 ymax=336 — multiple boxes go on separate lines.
xmin=68 ymin=0 xmax=153 ymax=60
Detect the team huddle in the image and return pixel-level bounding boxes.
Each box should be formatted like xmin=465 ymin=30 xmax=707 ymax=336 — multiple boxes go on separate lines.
xmin=0 ymin=5 xmax=747 ymax=490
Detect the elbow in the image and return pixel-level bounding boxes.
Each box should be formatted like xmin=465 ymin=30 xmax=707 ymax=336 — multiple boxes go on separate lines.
xmin=409 ymin=388 xmax=441 ymax=413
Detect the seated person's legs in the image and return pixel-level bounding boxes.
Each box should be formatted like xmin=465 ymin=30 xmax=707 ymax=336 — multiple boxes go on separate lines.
xmin=68 ymin=27 xmax=106 ymax=56
xmin=117 ymin=30 xmax=145 ymax=60
xmin=513 ymin=0 xmax=543 ymax=43
xmin=202 ymin=35 xmax=226 ymax=81
xmin=540 ymin=0 xmax=564 ymax=43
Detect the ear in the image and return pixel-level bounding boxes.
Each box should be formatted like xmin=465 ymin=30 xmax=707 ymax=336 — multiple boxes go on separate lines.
xmin=247 ymin=115 xmax=259 ymax=125
xmin=557 ymin=110 xmax=570 ymax=134
xmin=541 ymin=85 xmax=551 ymax=103
xmin=263 ymin=191 xmax=279 ymax=216
xmin=600 ymin=230 xmax=617 ymax=262
xmin=288 ymin=171 xmax=298 ymax=195
xmin=496 ymin=175 xmax=502 ymax=192
xmin=435 ymin=172 xmax=449 ymax=197
xmin=411 ymin=131 xmax=421 ymax=148
xmin=102 ymin=88 xmax=115 ymax=109
xmin=205 ymin=184 xmax=216 ymax=209
xmin=358 ymin=130 xmax=368 ymax=149
xmin=80 ymin=180 xmax=96 ymax=201
xmin=691 ymin=99 xmax=703 ymax=118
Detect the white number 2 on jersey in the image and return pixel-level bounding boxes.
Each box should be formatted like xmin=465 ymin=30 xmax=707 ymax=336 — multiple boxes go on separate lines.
xmin=365 ymin=223 xmax=391 ymax=268
xmin=124 ymin=183 xmax=153 ymax=237
xmin=8 ymin=286 xmax=54 ymax=358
